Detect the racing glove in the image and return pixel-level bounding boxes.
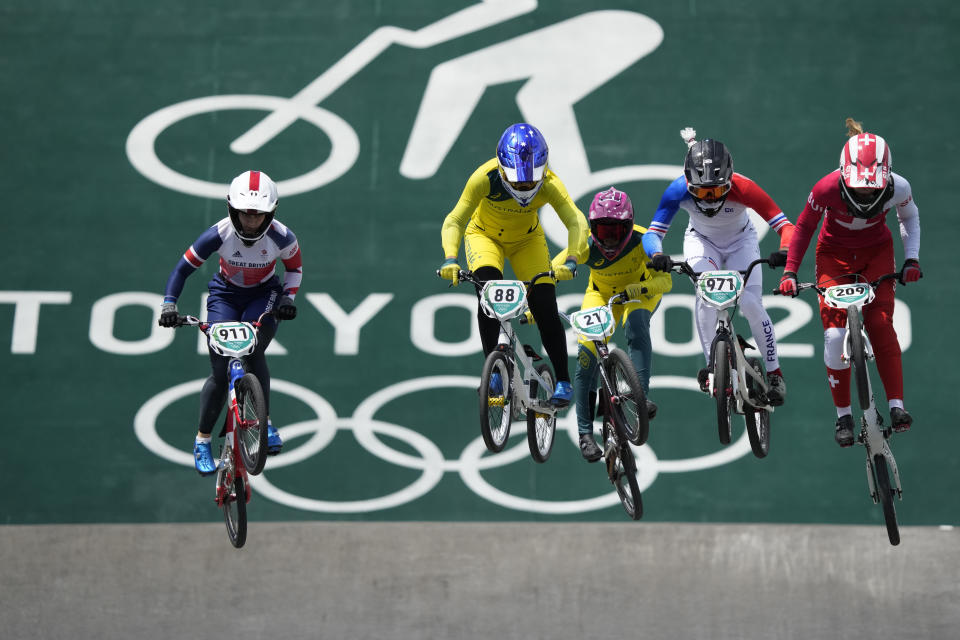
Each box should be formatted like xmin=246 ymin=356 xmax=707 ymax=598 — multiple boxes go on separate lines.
xmin=277 ymin=296 xmax=297 ymax=320
xmin=624 ymin=283 xmax=649 ymax=300
xmin=648 ymin=253 xmax=673 ymax=272
xmin=768 ymin=250 xmax=788 ymax=268
xmin=899 ymin=259 xmax=922 ymax=285
xmin=778 ymin=271 xmax=798 ymax=297
xmin=159 ymin=301 xmax=179 ymax=327
xmin=438 ymin=257 xmax=460 ymax=286
xmin=553 ymin=257 xmax=578 ymax=281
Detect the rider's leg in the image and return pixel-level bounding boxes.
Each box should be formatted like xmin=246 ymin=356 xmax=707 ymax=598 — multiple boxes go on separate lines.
xmin=528 ymin=282 xmax=570 ymax=384
xmin=816 ymin=246 xmax=857 ymax=445
xmin=683 ymin=230 xmax=723 ymax=389
xmin=240 ymin=282 xmax=283 ymax=453
xmin=623 ymin=306 xmax=653 ymax=394
xmin=574 ymin=340 xmax=603 ymax=462
xmin=470 ymin=266 xmax=504 ymax=356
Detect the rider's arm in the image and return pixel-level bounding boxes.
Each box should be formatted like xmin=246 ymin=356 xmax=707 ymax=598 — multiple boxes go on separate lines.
xmin=277 ymin=230 xmax=303 ymax=300
xmin=641 ymin=176 xmax=686 ymax=256
xmin=733 ymin=174 xmax=796 ymax=250
xmin=440 ymin=166 xmax=487 ymax=258
xmin=893 ymin=174 xmax=920 ymax=261
xmin=546 ymin=179 xmax=589 ymax=259
xmin=783 ymin=188 xmax=827 ymax=274
xmin=163 ymin=225 xmax=223 ymax=303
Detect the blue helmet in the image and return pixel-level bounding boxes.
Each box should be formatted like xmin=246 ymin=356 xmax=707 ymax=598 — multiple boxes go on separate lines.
xmin=496 ymin=123 xmax=549 ymax=207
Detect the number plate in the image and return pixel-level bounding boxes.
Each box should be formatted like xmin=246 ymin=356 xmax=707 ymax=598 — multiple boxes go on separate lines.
xmin=823 ymin=283 xmax=874 ymax=309
xmin=696 ymin=270 xmax=743 ymax=309
xmin=480 ymin=281 xmax=528 ymax=320
xmin=208 ymin=322 xmax=257 ymax=356
xmin=569 ymin=305 xmax=615 ymax=341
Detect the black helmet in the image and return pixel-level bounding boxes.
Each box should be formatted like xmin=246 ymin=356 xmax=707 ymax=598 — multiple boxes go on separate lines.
xmin=684 ymin=139 xmax=733 ymax=216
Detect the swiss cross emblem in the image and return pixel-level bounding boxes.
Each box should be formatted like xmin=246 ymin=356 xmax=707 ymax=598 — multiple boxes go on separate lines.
xmin=828 ymin=374 xmax=839 ymax=388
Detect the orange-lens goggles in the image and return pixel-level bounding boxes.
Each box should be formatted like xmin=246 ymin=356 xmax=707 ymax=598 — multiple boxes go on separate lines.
xmin=687 ymin=183 xmax=731 ymax=200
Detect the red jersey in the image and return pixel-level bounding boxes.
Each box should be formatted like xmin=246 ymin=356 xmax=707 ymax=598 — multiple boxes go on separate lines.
xmin=785 ymin=170 xmax=920 ymax=273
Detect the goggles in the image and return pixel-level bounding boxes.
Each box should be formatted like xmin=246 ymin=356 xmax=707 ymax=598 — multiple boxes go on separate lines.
xmin=687 ymin=182 xmax=731 ymax=201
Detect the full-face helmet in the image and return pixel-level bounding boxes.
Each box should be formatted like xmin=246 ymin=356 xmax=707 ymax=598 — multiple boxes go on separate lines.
xmin=588 ymin=187 xmax=634 ymax=260
xmin=496 ymin=123 xmax=548 ymax=207
xmin=227 ymin=170 xmax=279 ymax=245
xmin=838 ymin=133 xmax=893 ymax=218
xmin=684 ymin=139 xmax=733 ymax=216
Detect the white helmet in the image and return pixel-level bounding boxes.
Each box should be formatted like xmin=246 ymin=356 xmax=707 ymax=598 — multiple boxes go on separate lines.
xmin=227 ymin=170 xmax=279 ymax=244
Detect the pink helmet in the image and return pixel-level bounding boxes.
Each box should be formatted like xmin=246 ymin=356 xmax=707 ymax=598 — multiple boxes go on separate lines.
xmin=588 ymin=187 xmax=634 ymax=260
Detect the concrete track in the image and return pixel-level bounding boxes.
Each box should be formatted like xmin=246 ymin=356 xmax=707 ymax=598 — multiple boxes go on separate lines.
xmin=1 ymin=522 xmax=956 ymax=639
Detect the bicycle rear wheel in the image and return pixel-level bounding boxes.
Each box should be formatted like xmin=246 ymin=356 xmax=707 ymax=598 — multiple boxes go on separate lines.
xmin=712 ymin=339 xmax=733 ymax=445
xmin=872 ymin=454 xmax=900 ymax=546
xmin=606 ymin=348 xmax=649 ymax=446
xmin=847 ymin=311 xmax=871 ymax=411
xmin=602 ymin=410 xmax=642 ymax=520
xmin=526 ymin=364 xmax=556 ymax=463
xmin=744 ymin=358 xmax=770 ymax=458
xmin=479 ymin=350 xmax=512 ymax=453
xmin=235 ymin=373 xmax=268 ymax=475
xmin=219 ymin=466 xmax=247 ymax=549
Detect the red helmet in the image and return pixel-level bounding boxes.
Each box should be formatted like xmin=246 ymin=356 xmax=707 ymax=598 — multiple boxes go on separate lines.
xmin=838 ymin=133 xmax=892 ymax=218
xmin=588 ymin=187 xmax=634 ymax=260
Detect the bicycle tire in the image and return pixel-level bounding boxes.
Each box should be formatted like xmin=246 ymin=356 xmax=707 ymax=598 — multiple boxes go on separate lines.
xmin=605 ymin=348 xmax=649 ymax=446
xmin=847 ymin=310 xmax=871 ymax=411
xmin=235 ymin=373 xmax=269 ymax=475
xmin=602 ymin=414 xmax=642 ymax=520
xmin=222 ymin=472 xmax=247 ymax=549
xmin=744 ymin=358 xmax=771 ymax=458
xmin=479 ymin=350 xmax=512 ymax=453
xmin=526 ymin=364 xmax=556 ymax=463
xmin=873 ymin=454 xmax=900 ymax=546
xmin=712 ymin=339 xmax=733 ymax=445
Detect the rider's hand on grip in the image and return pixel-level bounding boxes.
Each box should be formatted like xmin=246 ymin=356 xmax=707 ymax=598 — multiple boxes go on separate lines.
xmin=159 ymin=301 xmax=179 ymax=327
xmin=778 ymin=271 xmax=798 ymax=297
xmin=624 ymin=283 xmax=648 ymax=300
xmin=648 ymin=253 xmax=673 ymax=272
xmin=520 ymin=310 xmax=536 ymax=325
xmin=553 ymin=257 xmax=577 ymax=281
xmin=277 ymin=296 xmax=297 ymax=320
xmin=438 ymin=257 xmax=460 ymax=286
xmin=899 ymin=259 xmax=922 ymax=284
xmin=767 ymin=250 xmax=788 ymax=268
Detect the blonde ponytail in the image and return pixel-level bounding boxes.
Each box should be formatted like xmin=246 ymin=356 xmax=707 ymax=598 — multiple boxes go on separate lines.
xmin=845 ymin=117 xmax=864 ymax=137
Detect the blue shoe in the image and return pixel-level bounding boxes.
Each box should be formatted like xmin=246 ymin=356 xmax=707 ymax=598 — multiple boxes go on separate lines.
xmin=193 ymin=440 xmax=217 ymax=476
xmin=550 ymin=381 xmax=573 ymax=408
xmin=267 ymin=422 xmax=283 ymax=455
xmin=488 ymin=372 xmax=503 ymax=396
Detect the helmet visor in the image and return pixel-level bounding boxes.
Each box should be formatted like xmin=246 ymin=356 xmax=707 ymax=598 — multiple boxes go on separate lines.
xmin=687 ymin=183 xmax=731 ymax=201
xmin=593 ymin=221 xmax=628 ymax=249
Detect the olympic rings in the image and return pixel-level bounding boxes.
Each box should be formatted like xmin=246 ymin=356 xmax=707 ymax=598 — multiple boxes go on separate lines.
xmin=134 ymin=374 xmax=753 ymax=514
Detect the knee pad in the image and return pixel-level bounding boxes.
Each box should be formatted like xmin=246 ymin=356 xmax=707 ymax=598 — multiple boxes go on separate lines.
xmin=823 ymin=327 xmax=847 ymax=370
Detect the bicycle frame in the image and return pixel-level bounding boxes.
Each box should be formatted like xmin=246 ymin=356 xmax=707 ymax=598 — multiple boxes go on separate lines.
xmin=794 ymin=274 xmax=904 ymax=504
xmin=468 ymin=271 xmax=559 ymax=419
xmin=674 ymin=259 xmax=774 ymax=414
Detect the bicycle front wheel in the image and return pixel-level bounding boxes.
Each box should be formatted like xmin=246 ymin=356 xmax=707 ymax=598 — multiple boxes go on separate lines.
xmin=235 ymin=373 xmax=269 ymax=475
xmin=526 ymin=364 xmax=556 ymax=463
xmin=872 ymin=454 xmax=900 ymax=546
xmin=712 ymin=339 xmax=733 ymax=445
xmin=479 ymin=350 xmax=512 ymax=453
xmin=847 ymin=311 xmax=871 ymax=411
xmin=220 ymin=470 xmax=247 ymax=549
xmin=602 ymin=415 xmax=642 ymax=520
xmin=744 ymin=358 xmax=771 ymax=458
xmin=606 ymin=348 xmax=649 ymax=446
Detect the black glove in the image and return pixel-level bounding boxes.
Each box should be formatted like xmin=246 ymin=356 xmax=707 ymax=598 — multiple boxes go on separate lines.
xmin=649 ymin=253 xmax=673 ymax=272
xmin=159 ymin=302 xmax=179 ymax=327
xmin=767 ymin=250 xmax=788 ymax=268
xmin=277 ymin=296 xmax=297 ymax=320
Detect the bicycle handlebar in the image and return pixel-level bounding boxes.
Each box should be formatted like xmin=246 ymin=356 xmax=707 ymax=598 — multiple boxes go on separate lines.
xmin=437 ymin=269 xmax=556 ymax=289
xmin=771 ymin=271 xmax=904 ymax=296
xmin=167 ymin=309 xmax=280 ymax=330
xmin=649 ymin=257 xmax=771 ymax=283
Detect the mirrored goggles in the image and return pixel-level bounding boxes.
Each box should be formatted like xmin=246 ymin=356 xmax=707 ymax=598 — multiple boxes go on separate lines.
xmin=687 ymin=183 xmax=731 ymax=201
